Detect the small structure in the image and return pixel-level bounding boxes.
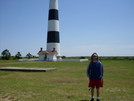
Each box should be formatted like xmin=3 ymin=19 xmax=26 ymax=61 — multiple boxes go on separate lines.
xmin=38 ymin=48 xmax=59 ymax=61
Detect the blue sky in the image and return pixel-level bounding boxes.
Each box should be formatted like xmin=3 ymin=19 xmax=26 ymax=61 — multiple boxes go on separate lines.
xmin=0 ymin=0 xmax=134 ymax=57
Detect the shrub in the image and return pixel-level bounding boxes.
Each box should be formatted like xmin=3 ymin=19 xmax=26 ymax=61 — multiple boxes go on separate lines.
xmin=80 ymin=57 xmax=85 ymax=59
xmin=62 ymin=56 xmax=66 ymax=59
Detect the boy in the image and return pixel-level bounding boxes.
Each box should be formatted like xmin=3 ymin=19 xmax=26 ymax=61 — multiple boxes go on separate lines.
xmin=87 ymin=53 xmax=104 ymax=101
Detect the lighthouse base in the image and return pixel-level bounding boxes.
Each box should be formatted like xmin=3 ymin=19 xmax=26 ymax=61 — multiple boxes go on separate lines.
xmin=57 ymin=56 xmax=62 ymax=61
xmin=47 ymin=43 xmax=61 ymax=56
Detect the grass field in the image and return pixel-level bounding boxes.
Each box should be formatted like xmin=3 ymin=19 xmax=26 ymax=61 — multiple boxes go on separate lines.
xmin=0 ymin=60 xmax=134 ymax=101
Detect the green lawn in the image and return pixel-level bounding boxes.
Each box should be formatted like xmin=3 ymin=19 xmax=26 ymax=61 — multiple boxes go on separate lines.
xmin=0 ymin=60 xmax=134 ymax=101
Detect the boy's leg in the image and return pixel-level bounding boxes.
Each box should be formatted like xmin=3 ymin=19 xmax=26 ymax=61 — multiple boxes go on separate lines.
xmin=91 ymin=87 xmax=95 ymax=97
xmin=96 ymin=78 xmax=103 ymax=98
xmin=89 ymin=78 xmax=96 ymax=101
xmin=96 ymin=87 xmax=100 ymax=98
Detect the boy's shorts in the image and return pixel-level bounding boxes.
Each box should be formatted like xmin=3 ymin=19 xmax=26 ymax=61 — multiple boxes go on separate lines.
xmin=88 ymin=78 xmax=103 ymax=88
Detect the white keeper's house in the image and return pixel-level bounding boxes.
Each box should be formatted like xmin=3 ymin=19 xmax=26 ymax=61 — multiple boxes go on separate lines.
xmin=38 ymin=48 xmax=58 ymax=61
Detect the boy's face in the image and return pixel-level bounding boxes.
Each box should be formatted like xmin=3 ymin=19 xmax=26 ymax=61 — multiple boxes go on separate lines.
xmin=93 ymin=54 xmax=98 ymax=61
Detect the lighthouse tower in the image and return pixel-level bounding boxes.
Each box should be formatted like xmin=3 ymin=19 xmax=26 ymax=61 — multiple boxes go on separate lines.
xmin=38 ymin=0 xmax=61 ymax=61
xmin=47 ymin=0 xmax=62 ymax=60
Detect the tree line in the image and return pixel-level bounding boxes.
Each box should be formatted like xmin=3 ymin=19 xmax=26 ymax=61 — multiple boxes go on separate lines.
xmin=1 ymin=49 xmax=134 ymax=61
xmin=0 ymin=49 xmax=37 ymax=60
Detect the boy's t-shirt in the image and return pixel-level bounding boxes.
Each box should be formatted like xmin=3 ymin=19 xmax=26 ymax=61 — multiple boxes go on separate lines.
xmin=87 ymin=61 xmax=104 ymax=80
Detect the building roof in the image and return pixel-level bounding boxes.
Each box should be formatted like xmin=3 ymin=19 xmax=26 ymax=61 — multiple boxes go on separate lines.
xmin=38 ymin=51 xmax=57 ymax=55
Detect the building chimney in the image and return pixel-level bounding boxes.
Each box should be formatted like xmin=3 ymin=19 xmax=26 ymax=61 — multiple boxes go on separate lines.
xmin=40 ymin=48 xmax=43 ymax=52
xmin=52 ymin=48 xmax=56 ymax=52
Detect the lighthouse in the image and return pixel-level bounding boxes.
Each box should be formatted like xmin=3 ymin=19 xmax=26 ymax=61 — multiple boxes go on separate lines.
xmin=38 ymin=0 xmax=61 ymax=61
xmin=47 ymin=0 xmax=61 ymax=57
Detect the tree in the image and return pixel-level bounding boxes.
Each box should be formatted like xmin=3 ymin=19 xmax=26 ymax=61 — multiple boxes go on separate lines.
xmin=26 ymin=53 xmax=32 ymax=59
xmin=15 ymin=52 xmax=22 ymax=59
xmin=62 ymin=56 xmax=66 ymax=59
xmin=1 ymin=49 xmax=11 ymax=60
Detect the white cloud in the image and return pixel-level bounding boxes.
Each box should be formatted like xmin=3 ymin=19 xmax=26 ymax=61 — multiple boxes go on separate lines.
xmin=61 ymin=45 xmax=134 ymax=56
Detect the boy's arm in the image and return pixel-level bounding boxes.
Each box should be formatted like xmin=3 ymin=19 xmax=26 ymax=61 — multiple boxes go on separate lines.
xmin=100 ymin=62 xmax=104 ymax=78
xmin=102 ymin=64 xmax=104 ymax=77
xmin=87 ymin=63 xmax=91 ymax=78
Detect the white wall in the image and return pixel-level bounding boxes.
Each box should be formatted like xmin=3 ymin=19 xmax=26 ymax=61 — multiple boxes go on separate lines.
xmin=39 ymin=55 xmax=45 ymax=61
xmin=39 ymin=54 xmax=57 ymax=61
xmin=62 ymin=59 xmax=88 ymax=62
xmin=17 ymin=59 xmax=38 ymax=61
xmin=47 ymin=54 xmax=57 ymax=61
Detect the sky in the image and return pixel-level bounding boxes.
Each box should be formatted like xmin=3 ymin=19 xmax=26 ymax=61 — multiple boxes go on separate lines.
xmin=0 ymin=0 xmax=134 ymax=57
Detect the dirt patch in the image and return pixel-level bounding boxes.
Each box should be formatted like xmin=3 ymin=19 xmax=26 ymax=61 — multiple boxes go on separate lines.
xmin=105 ymin=87 xmax=126 ymax=92
xmin=0 ymin=92 xmax=41 ymax=101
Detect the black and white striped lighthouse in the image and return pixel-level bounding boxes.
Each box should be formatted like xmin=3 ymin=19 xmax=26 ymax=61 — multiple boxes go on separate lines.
xmin=47 ymin=0 xmax=61 ymax=59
